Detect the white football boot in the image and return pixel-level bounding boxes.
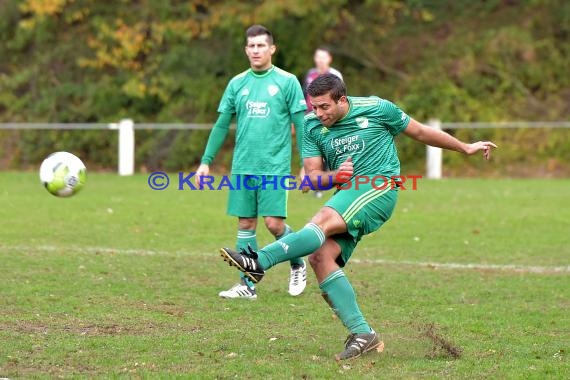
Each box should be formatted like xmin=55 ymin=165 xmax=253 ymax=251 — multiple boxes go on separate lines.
xmin=288 ymin=260 xmax=307 ymax=296
xmin=218 ymin=279 xmax=257 ymax=300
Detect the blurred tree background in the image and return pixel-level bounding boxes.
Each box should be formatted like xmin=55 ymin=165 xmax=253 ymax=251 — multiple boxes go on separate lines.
xmin=0 ymin=0 xmax=569 ymax=175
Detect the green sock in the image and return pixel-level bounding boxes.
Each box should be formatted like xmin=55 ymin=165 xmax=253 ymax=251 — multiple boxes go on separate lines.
xmin=275 ymin=224 xmax=304 ymax=267
xmin=257 ymin=223 xmax=325 ymax=270
xmin=237 ymin=229 xmax=257 ymax=289
xmin=320 ymin=269 xmax=371 ymax=334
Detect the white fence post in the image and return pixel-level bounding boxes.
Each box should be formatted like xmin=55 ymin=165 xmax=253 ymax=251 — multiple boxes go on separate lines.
xmin=118 ymin=119 xmax=134 ymax=176
xmin=426 ymin=119 xmax=442 ymax=179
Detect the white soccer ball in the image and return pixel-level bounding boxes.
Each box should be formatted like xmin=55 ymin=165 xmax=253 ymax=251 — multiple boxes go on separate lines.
xmin=39 ymin=152 xmax=87 ymax=197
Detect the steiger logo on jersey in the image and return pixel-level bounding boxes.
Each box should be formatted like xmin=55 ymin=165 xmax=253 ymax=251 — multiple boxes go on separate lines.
xmin=246 ymin=100 xmax=271 ymax=118
xmin=331 ymin=135 xmax=365 ymax=155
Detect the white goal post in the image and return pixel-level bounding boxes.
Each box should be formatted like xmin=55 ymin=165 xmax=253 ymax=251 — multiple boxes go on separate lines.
xmin=109 ymin=119 xmax=135 ymax=176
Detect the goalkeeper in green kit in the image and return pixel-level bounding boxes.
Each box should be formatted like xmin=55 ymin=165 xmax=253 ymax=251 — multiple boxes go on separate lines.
xmin=220 ymin=74 xmax=497 ymax=360
xmin=196 ymin=25 xmax=308 ymax=300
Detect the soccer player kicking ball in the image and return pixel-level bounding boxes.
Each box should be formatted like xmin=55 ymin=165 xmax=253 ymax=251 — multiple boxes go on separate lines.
xmin=220 ymin=74 xmax=497 ymax=360
xmin=196 ymin=25 xmax=308 ymax=300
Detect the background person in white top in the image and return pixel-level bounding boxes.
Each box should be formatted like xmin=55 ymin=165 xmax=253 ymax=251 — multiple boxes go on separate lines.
xmin=300 ymin=47 xmax=343 ymax=198
xmin=304 ymin=47 xmax=343 ymax=113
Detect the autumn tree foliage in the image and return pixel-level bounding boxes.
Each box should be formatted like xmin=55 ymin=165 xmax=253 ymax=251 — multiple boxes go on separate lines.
xmin=1 ymin=0 xmax=568 ymax=173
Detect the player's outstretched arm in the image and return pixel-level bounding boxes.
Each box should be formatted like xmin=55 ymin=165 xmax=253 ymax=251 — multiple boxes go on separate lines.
xmin=403 ymin=118 xmax=497 ymax=160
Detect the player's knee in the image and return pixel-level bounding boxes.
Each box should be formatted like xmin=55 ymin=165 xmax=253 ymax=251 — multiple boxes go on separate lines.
xmin=310 ymin=207 xmax=345 ymax=235
xmin=264 ymin=217 xmax=284 ymax=237
xmin=308 ymin=252 xmax=321 ymax=269
xmin=238 ymin=218 xmax=257 ymax=230
xmin=308 ymin=249 xmax=333 ymax=269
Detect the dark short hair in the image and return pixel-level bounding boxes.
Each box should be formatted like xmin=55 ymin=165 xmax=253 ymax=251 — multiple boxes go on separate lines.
xmin=307 ymin=73 xmax=347 ymax=102
xmin=246 ymin=24 xmax=274 ymax=45
xmin=315 ymin=46 xmax=333 ymax=56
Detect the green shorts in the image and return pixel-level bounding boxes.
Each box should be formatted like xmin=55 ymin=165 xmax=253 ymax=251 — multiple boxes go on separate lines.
xmin=325 ymin=182 xmax=398 ymax=267
xmin=227 ymin=174 xmax=289 ymax=218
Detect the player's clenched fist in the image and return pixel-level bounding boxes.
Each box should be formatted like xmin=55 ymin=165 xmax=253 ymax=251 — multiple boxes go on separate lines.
xmin=334 ymin=156 xmax=353 ymax=182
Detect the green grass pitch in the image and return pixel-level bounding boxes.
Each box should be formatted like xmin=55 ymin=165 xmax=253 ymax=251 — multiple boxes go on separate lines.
xmin=1 ymin=173 xmax=569 ymax=378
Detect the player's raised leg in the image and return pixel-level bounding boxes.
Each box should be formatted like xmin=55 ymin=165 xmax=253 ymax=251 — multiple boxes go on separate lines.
xmin=220 ymin=206 xmax=345 ymax=279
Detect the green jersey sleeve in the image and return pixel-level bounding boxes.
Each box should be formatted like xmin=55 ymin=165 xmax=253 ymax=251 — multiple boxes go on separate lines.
xmin=291 ymin=111 xmax=305 ymax=166
xmin=379 ymin=99 xmax=410 ymax=136
xmin=285 ymin=77 xmax=308 ymax=115
xmin=301 ymin=117 xmax=322 ymax=159
xmin=217 ymin=81 xmax=236 ymax=114
xmin=200 ymin=112 xmax=233 ymax=165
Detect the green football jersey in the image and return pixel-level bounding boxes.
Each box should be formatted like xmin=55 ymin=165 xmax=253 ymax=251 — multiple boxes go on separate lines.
xmin=302 ymin=96 xmax=410 ymax=177
xmin=218 ymin=66 xmax=306 ymax=176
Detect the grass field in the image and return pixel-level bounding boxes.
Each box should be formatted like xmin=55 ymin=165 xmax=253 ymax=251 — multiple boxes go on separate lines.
xmin=1 ymin=173 xmax=569 ymax=379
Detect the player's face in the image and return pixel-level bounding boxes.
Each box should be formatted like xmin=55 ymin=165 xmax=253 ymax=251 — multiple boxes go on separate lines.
xmin=245 ymin=35 xmax=276 ymax=71
xmin=310 ymin=93 xmax=348 ymax=127
xmin=314 ymin=50 xmax=332 ymax=73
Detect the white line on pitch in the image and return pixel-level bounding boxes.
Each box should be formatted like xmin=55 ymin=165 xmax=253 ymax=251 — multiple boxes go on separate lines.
xmin=2 ymin=245 xmax=569 ymax=274
xmin=0 ymin=245 xmax=177 ymax=256
xmin=350 ymin=258 xmax=570 ymax=274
